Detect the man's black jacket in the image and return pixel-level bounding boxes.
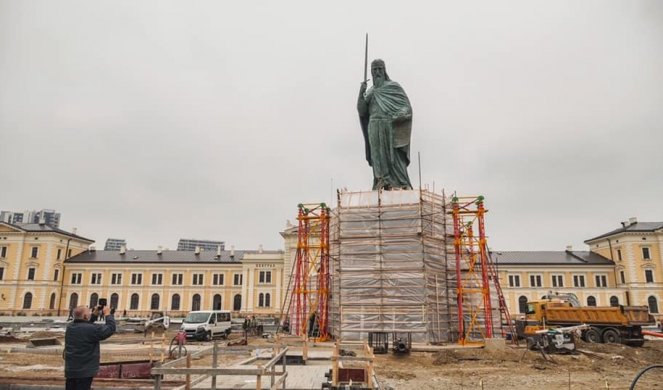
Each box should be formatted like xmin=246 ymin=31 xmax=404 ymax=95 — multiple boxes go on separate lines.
xmin=64 ymin=315 xmax=116 ymax=378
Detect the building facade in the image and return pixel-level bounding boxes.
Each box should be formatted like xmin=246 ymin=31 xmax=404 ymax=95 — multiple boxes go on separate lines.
xmin=177 ymin=239 xmax=225 ymax=252
xmin=62 ymin=248 xmax=284 ymax=317
xmin=0 ymin=222 xmax=92 ymax=315
xmin=104 ymin=238 xmax=127 ymax=251
xmin=0 ymin=209 xmax=61 ymax=228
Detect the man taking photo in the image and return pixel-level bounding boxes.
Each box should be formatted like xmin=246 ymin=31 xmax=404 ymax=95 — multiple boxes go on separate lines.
xmin=64 ymin=305 xmax=116 ymax=389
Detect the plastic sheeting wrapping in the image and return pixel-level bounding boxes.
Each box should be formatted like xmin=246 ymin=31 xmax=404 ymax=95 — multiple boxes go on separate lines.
xmin=330 ymin=189 xmax=452 ymax=342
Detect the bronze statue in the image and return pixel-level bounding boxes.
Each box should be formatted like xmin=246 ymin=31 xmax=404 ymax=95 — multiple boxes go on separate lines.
xmin=357 ymin=59 xmax=413 ymax=190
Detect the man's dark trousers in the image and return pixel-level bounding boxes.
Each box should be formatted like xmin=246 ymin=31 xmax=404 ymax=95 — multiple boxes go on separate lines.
xmin=65 ymin=377 xmax=93 ymax=390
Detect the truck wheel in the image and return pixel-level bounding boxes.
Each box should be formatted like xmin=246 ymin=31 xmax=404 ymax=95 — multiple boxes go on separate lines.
xmin=205 ymin=331 xmax=212 ymax=341
xmin=585 ymin=328 xmax=601 ymax=343
xmin=602 ymin=329 xmax=621 ymax=344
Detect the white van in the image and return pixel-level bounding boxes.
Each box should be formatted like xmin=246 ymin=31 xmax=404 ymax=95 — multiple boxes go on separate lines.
xmin=181 ymin=310 xmax=232 ymax=341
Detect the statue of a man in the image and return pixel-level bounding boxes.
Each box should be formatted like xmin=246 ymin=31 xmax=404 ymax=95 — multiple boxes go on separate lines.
xmin=357 ymin=59 xmax=413 ymax=191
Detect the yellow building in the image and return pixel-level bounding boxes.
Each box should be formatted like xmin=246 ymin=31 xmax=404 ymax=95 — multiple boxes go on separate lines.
xmin=494 ymin=250 xmax=625 ymax=316
xmin=63 ymin=246 xmax=285 ymax=317
xmin=584 ymin=218 xmax=663 ymax=321
xmin=0 ymin=222 xmax=92 ymax=315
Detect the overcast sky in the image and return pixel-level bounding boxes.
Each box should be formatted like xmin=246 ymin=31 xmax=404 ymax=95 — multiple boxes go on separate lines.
xmin=1 ymin=1 xmax=662 ymax=252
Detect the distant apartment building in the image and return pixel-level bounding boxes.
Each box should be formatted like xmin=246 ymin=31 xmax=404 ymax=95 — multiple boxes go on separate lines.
xmin=177 ymin=238 xmax=225 ymax=252
xmin=104 ymin=238 xmax=127 ymax=251
xmin=0 ymin=209 xmax=61 ymax=228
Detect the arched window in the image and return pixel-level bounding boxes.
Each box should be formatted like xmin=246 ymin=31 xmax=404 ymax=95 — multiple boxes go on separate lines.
xmin=213 ymin=294 xmax=222 ymax=310
xmin=69 ymin=293 xmax=79 ymax=309
xmin=110 ymin=293 xmax=119 ymax=309
xmin=151 ymin=294 xmax=160 ymax=310
xmin=610 ymin=296 xmax=619 ymax=307
xmin=192 ymin=294 xmax=201 ymax=311
xmin=89 ymin=293 xmax=99 ymax=308
xmin=587 ymin=296 xmax=597 ymax=307
xmin=130 ymin=293 xmax=139 ymax=310
xmin=23 ymin=292 xmax=33 ymax=309
xmin=171 ymin=294 xmax=180 ymax=311
xmin=49 ymin=293 xmax=56 ymax=310
xmin=518 ymin=296 xmax=528 ymax=314
xmin=265 ymin=293 xmax=271 ymax=307
xmin=259 ymin=293 xmax=264 ymax=307
xmin=233 ymin=294 xmax=242 ymax=311
xmin=648 ymin=296 xmax=659 ymax=314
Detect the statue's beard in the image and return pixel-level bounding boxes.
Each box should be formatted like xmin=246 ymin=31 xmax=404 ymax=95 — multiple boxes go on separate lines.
xmin=373 ymin=75 xmax=385 ymax=87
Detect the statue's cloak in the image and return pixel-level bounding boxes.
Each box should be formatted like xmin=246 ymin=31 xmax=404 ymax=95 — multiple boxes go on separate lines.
xmin=359 ymin=80 xmax=413 ymax=166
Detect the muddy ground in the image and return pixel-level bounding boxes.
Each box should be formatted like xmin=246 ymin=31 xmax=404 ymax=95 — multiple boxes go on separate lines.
xmin=0 ymin=329 xmax=662 ymax=389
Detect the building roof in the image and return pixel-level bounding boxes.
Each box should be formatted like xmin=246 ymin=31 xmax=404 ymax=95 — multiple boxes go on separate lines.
xmin=491 ymin=251 xmax=613 ymax=266
xmin=65 ymin=249 xmax=283 ymax=264
xmin=584 ymin=222 xmax=663 ymax=243
xmin=0 ymin=222 xmax=94 ymax=243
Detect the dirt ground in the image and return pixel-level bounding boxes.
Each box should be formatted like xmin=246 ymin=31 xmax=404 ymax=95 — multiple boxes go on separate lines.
xmin=0 ymin=329 xmax=662 ymax=389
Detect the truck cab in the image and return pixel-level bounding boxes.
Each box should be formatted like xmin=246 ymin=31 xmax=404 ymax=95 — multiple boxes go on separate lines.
xmin=181 ymin=310 xmax=232 ymax=341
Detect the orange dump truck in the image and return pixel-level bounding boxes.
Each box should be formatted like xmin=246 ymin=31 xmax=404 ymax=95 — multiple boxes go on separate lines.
xmin=516 ymin=300 xmax=655 ymax=346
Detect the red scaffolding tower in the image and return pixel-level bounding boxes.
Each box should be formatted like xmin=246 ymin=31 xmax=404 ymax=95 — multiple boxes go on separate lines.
xmin=290 ymin=203 xmax=331 ymax=341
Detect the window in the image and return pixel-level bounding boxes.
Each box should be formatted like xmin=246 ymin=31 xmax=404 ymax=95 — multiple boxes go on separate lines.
xmin=91 ymin=273 xmax=102 ymax=285
xmin=1 ymin=246 xmax=7 ymax=258
xmin=259 ymin=293 xmax=264 ymax=307
xmin=111 ymin=273 xmax=122 ymax=285
xmin=193 ymin=274 xmax=204 ymax=285
xmin=130 ymin=294 xmax=139 ymax=310
xmin=233 ymin=274 xmax=243 ymax=286
xmin=71 ymin=273 xmax=82 ymax=284
xmin=610 ymin=296 xmax=619 ymax=307
xmin=172 ymin=273 xmax=183 ymax=285
xmin=213 ymin=294 xmax=222 ymax=310
xmin=616 ymin=249 xmax=622 ymax=261
xmin=23 ymin=292 xmax=32 ymax=309
xmin=595 ymin=275 xmax=607 ymax=288
xmin=573 ymin=275 xmax=586 ymax=287
xmin=67 ymin=249 xmax=72 ymax=258
xmin=49 ymin=293 xmax=56 ymax=310
xmin=131 ymin=273 xmax=143 ymax=285
xmin=171 ymin=294 xmax=181 ymax=310
xmin=56 ymin=249 xmax=62 ymax=260
xmin=150 ymin=294 xmax=160 ymax=310
xmin=69 ymin=293 xmax=79 ymax=309
xmin=151 ymin=273 xmax=163 ymax=285
xmin=213 ymin=274 xmax=224 ymax=285
xmin=233 ymin=294 xmax=242 ymax=311
xmin=259 ymin=271 xmax=272 ymax=284
xmin=645 ymin=270 xmax=654 ymax=283
xmin=518 ymin=296 xmax=528 ymax=314
xmin=529 ymin=275 xmax=542 ymax=287
xmin=89 ymin=293 xmax=99 ymax=308
xmin=27 ymin=268 xmax=35 ymax=281
xmin=30 ymin=247 xmax=38 ymax=258
xmin=0 ymin=267 xmax=4 ymax=280
xmin=53 ymin=269 xmax=59 ymax=281
xmin=265 ymin=293 xmax=271 ymax=307
xmin=110 ymin=293 xmax=119 ymax=309
xmin=192 ymin=294 xmax=201 ymax=311
xmin=508 ymin=275 xmax=520 ymax=287
xmin=620 ymin=271 xmax=625 ymax=284
xmin=642 ymin=247 xmax=651 ymax=260
xmin=648 ymin=296 xmax=659 ymax=314
xmin=552 ymin=275 xmax=564 ymax=288
xmin=587 ymin=296 xmax=597 ymax=307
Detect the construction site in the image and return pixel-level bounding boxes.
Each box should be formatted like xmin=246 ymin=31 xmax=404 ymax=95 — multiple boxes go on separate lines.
xmin=0 ymin=189 xmax=662 ymax=389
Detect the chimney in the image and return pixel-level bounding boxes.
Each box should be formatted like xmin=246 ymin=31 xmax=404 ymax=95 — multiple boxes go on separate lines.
xmin=120 ymin=245 xmax=126 ymax=255
xmin=216 ymin=245 xmax=222 ymax=259
xmin=72 ymin=227 xmax=78 ymax=235
xmin=194 ymin=246 xmax=201 ymax=255
xmin=628 ymin=217 xmax=638 ymax=226
xmin=230 ymin=245 xmax=235 ymax=259
xmin=157 ymin=246 xmax=163 ymax=255
xmin=38 ymin=214 xmax=46 ymax=226
xmin=89 ymin=245 xmax=96 ymax=252
xmin=565 ymin=245 xmax=573 ymax=252
xmin=259 ymin=244 xmax=263 ymax=254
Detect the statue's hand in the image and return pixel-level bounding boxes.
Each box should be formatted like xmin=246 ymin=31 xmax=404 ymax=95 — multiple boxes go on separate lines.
xmin=359 ymin=81 xmax=367 ymax=94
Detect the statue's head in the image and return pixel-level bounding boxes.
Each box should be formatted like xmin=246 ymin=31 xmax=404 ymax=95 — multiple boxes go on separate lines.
xmin=371 ymin=59 xmax=390 ymax=86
